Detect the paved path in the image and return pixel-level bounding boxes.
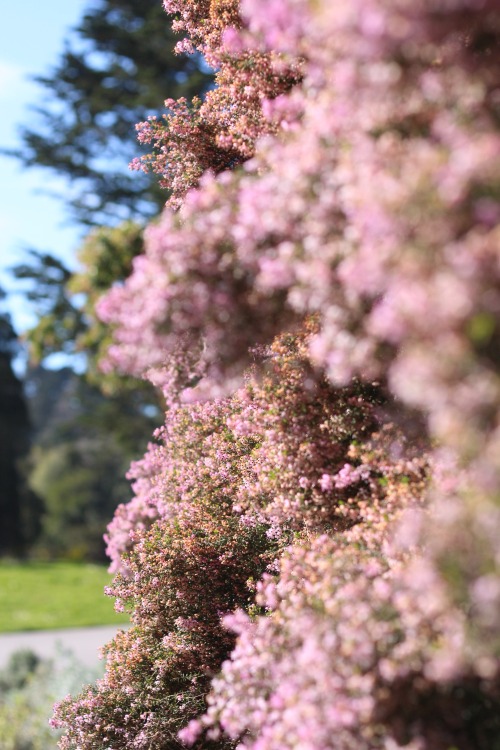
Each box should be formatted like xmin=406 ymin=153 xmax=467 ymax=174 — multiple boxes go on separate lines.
xmin=0 ymin=624 xmax=129 ymax=668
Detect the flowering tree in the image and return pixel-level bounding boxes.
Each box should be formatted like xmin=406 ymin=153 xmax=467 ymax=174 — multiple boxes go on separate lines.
xmin=54 ymin=0 xmax=500 ymax=748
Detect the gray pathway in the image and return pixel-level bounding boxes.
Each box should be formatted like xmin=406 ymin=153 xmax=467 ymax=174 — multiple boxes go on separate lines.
xmin=0 ymin=624 xmax=129 ymax=667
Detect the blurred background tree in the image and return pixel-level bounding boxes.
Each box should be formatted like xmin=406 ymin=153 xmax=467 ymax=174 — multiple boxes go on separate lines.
xmin=14 ymin=222 xmax=152 ymax=395
xmin=10 ymin=0 xmax=213 ymax=388
xmin=5 ymin=0 xmax=212 ymax=561
xmin=7 ymin=0 xmax=212 ymax=226
xmin=24 ymin=366 xmax=158 ymax=561
xmin=0 ymin=290 xmax=42 ymax=558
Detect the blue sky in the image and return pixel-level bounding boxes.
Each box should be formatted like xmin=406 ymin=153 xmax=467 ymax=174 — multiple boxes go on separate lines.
xmin=0 ymin=0 xmax=91 ymax=332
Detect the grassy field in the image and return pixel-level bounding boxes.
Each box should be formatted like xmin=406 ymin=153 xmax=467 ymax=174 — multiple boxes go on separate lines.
xmin=0 ymin=561 xmax=129 ymax=632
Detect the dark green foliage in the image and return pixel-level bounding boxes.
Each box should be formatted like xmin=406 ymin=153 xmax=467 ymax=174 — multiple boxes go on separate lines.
xmin=0 ymin=646 xmax=104 ymax=749
xmin=9 ymin=0 xmax=213 ymax=372
xmin=4 ymin=1 xmax=212 ymax=562
xmin=24 ymin=366 xmax=159 ymax=561
xmin=0 ymin=650 xmax=41 ymax=695
xmin=13 ymin=250 xmax=86 ymax=363
xmin=0 ymin=294 xmax=40 ymax=557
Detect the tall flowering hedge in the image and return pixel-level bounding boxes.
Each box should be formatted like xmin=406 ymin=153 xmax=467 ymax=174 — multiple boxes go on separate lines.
xmin=54 ymin=1 xmax=500 ymax=749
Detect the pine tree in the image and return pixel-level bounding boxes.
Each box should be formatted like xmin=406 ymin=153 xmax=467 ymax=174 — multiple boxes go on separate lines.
xmin=8 ymin=0 xmax=212 ymax=226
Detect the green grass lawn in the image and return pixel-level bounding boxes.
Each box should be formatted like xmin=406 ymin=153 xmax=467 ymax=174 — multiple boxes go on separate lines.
xmin=0 ymin=561 xmax=129 ymax=632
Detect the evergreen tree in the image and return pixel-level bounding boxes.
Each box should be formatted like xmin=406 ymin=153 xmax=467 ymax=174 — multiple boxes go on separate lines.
xmin=0 ymin=292 xmax=39 ymax=557
xmin=7 ymin=0 xmax=212 ymax=226
xmin=5 ymin=1 xmax=211 ymax=559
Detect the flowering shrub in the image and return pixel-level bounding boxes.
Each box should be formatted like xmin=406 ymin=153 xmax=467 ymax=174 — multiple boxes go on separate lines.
xmin=55 ymin=0 xmax=500 ymax=748
xmin=99 ymin=0 xmax=500 ymax=638
xmin=55 ymin=324 xmax=428 ymax=748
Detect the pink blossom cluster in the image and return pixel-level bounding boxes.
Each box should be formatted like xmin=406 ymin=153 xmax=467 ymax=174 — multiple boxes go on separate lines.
xmin=53 ymin=403 xmax=278 ymax=748
xmin=198 ymin=533 xmax=494 ymax=750
xmin=130 ymin=0 xmax=302 ymax=208
xmin=104 ymin=438 xmax=165 ymax=574
xmin=105 ymin=326 xmax=416 ymax=572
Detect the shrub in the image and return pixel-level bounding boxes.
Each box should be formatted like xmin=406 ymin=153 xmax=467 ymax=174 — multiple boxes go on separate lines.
xmin=55 ymin=0 xmax=500 ymax=748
